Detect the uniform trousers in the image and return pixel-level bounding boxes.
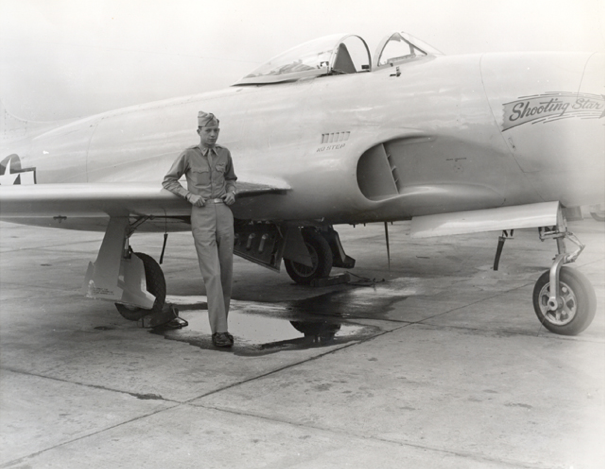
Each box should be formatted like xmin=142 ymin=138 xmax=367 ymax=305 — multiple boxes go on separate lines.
xmin=190 ymin=202 xmax=234 ymax=333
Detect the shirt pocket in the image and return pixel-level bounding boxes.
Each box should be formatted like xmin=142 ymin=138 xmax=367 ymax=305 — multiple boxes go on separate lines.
xmin=215 ymin=163 xmax=226 ymax=173
xmin=191 ymin=168 xmax=210 ymax=186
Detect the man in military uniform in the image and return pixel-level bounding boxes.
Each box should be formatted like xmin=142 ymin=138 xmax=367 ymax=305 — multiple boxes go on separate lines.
xmin=162 ymin=112 xmax=237 ymax=347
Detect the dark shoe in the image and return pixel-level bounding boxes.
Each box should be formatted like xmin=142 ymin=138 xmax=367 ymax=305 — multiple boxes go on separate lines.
xmin=212 ymin=332 xmax=234 ymax=348
xmin=161 ymin=317 xmax=189 ymax=330
xmin=145 ymin=304 xmax=179 ymax=328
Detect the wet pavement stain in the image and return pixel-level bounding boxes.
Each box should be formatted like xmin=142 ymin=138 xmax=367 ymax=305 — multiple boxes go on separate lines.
xmin=153 ymin=312 xmax=372 ymax=356
xmin=151 ymin=283 xmax=410 ymax=356
xmin=279 ymin=285 xmax=409 ymax=320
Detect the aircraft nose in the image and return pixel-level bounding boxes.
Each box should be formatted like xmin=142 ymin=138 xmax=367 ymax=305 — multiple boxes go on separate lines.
xmin=480 ymin=51 xmax=604 ymax=202
xmin=480 ymin=51 xmax=604 ymax=132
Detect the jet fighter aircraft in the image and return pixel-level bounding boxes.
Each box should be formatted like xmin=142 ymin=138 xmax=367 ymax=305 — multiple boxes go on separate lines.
xmin=1 ymin=31 xmax=603 ymax=335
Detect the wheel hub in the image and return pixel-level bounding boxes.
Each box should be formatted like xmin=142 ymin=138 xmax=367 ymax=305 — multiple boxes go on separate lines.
xmin=538 ymin=282 xmax=577 ymax=326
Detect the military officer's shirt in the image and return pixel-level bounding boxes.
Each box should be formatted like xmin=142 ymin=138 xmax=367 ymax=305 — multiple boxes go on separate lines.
xmin=162 ymin=144 xmax=237 ymax=201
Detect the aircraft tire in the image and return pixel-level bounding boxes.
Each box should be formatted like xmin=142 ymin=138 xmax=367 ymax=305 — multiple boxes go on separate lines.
xmin=115 ymin=252 xmax=166 ymax=321
xmin=590 ymin=211 xmax=605 ymax=222
xmin=532 ymin=266 xmax=596 ymax=336
xmin=284 ymin=229 xmax=333 ymax=285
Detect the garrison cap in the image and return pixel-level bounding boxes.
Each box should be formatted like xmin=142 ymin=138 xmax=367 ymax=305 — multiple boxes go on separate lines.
xmin=198 ymin=111 xmax=219 ymax=127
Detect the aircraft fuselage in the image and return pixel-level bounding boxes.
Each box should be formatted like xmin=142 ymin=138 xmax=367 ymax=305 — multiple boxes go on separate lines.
xmin=3 ymin=51 xmax=604 ymax=226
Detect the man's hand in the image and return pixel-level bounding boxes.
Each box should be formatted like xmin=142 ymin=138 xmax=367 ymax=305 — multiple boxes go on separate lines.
xmin=223 ymin=192 xmax=236 ymax=206
xmin=186 ymin=193 xmax=206 ymax=207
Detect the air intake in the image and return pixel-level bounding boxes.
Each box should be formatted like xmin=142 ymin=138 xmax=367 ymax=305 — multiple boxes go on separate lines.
xmin=357 ymin=143 xmax=401 ymax=200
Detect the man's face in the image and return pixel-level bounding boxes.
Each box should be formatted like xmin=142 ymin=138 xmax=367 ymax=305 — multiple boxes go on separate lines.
xmin=198 ymin=124 xmax=220 ymax=148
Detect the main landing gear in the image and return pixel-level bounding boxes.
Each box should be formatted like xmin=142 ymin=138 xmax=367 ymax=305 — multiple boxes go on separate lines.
xmin=83 ymin=217 xmax=174 ymax=326
xmin=284 ymin=228 xmax=334 ymax=284
xmin=234 ymin=223 xmax=355 ymax=286
xmin=87 ymin=219 xmax=355 ymax=324
xmin=283 ymin=227 xmax=355 ymax=285
xmin=532 ymin=225 xmax=597 ymax=335
xmin=590 ymin=204 xmax=605 ymax=222
xmin=114 ymin=251 xmax=166 ymax=321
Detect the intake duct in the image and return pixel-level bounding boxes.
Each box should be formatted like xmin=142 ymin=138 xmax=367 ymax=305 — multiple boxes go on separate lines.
xmin=356 ymin=143 xmax=401 ymax=200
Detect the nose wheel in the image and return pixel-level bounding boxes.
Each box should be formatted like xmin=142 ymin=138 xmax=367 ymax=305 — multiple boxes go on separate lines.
xmin=533 ymin=266 xmax=596 ymax=335
xmin=533 ymin=222 xmax=597 ymax=335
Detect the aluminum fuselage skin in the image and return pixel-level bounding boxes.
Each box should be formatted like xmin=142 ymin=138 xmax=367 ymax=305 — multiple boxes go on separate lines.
xmin=2 ymin=51 xmax=604 ymax=229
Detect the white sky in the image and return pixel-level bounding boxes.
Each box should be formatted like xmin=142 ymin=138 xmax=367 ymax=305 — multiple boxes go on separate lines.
xmin=1 ymin=0 xmax=604 ymax=120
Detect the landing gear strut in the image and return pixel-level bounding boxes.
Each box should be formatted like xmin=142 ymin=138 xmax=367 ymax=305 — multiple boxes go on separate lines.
xmin=532 ymin=223 xmax=597 ymax=335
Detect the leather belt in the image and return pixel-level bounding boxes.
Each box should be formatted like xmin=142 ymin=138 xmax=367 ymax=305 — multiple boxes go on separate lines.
xmin=208 ymin=198 xmax=224 ymax=204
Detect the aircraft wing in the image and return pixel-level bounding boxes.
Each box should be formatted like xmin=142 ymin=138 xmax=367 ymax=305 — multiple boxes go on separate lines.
xmin=0 ymin=180 xmax=291 ymax=218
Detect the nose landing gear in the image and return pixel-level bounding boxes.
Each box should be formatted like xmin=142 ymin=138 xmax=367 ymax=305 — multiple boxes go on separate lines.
xmin=533 ymin=266 xmax=596 ymax=335
xmin=532 ymin=224 xmax=597 ymax=335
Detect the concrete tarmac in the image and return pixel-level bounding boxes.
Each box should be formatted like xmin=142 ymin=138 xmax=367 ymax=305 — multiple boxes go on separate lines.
xmin=1 ymin=218 xmax=604 ymax=468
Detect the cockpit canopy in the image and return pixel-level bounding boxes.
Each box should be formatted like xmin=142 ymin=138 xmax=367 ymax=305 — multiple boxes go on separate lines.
xmin=234 ymin=31 xmax=442 ymax=86
xmin=374 ymin=31 xmax=443 ymax=69
xmin=235 ymin=34 xmax=371 ymax=85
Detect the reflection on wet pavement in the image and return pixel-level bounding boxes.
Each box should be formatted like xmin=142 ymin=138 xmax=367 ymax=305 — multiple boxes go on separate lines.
xmin=152 ymin=283 xmax=411 ymax=356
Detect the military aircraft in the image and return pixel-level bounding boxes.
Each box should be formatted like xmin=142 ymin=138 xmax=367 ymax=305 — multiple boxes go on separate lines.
xmin=1 ymin=31 xmax=603 ymax=335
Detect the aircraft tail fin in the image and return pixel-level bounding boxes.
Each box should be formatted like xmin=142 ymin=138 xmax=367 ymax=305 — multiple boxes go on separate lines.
xmin=1 ymin=100 xmax=30 ymax=142
xmin=0 ymin=100 xmax=67 ymax=143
